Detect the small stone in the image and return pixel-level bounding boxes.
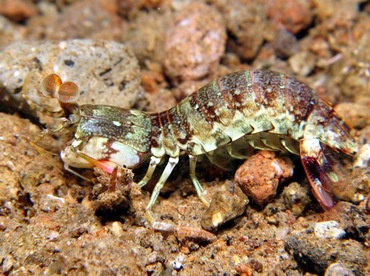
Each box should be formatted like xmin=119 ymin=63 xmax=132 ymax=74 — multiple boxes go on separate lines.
xmin=71 ymin=227 xmax=88 ymax=238
xmin=335 ymin=103 xmax=370 ymax=129
xmin=353 ymin=144 xmax=370 ymax=168
xmin=235 ymin=151 xmax=293 ymax=206
xmin=271 ymin=29 xmax=299 ymax=59
xmin=282 ymin=182 xmax=311 ymax=216
xmin=109 ymin=221 xmax=124 ymax=237
xmin=0 ymin=217 xmax=8 ymax=231
xmin=288 ymin=51 xmax=316 ymax=77
xmin=0 ymin=0 xmax=37 ymax=22
xmin=266 ymin=0 xmax=313 ymax=34
xmin=6 ymin=161 xmax=15 ymax=171
xmin=175 ymin=226 xmax=217 ymax=244
xmin=324 ymin=263 xmax=355 ymax=276
xmin=201 ymin=182 xmax=248 ymax=231
xmin=38 ymin=0 xmax=122 ymax=40
xmin=152 ymin=221 xmax=176 ymax=233
xmin=285 ymin=229 xmax=366 ymax=275
xmin=164 ymin=2 xmax=226 ymax=82
xmin=223 ymin=1 xmax=266 ymax=60
xmin=235 ymin=259 xmax=264 ymax=274
xmin=314 ymin=221 xmax=346 ymax=239
xmin=1 ymin=254 xmax=15 ymax=273
xmin=169 ymin=253 xmax=185 ymax=271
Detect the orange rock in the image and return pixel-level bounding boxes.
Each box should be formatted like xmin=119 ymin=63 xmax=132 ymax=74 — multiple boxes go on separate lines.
xmin=235 ymin=151 xmax=293 ymax=206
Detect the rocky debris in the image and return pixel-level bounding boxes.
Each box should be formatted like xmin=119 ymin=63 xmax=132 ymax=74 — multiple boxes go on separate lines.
xmin=0 ymin=14 xmax=26 ymax=49
xmin=28 ymin=0 xmax=123 ymax=41
xmin=163 ymin=2 xmax=226 ymax=83
xmin=282 ymin=182 xmax=311 ymax=216
xmin=90 ymin=166 xmax=135 ymax=214
xmin=235 ymin=258 xmax=264 ymax=275
xmin=0 ymin=0 xmax=37 ymax=22
xmin=335 ymin=102 xmax=370 ymax=129
xmin=266 ymin=0 xmax=313 ymax=34
xmin=116 ymin=0 xmax=166 ymax=17
xmin=285 ymin=226 xmax=366 ymax=275
xmin=235 ymin=151 xmax=293 ymax=206
xmin=288 ymin=50 xmax=317 ymax=77
xmin=201 ymin=182 xmax=249 ymax=231
xmin=270 ymin=29 xmax=299 ymax=59
xmin=313 ymin=220 xmax=346 ymax=239
xmin=121 ymin=10 xmax=171 ymax=67
xmin=324 ymin=262 xmax=356 ymax=276
xmin=354 ymin=144 xmax=370 ymax=168
xmin=175 ymin=226 xmax=217 ymax=244
xmin=0 ymin=113 xmax=66 ymax=213
xmin=212 ymin=0 xmax=267 ymax=61
xmin=319 ymin=202 xmax=369 ymax=245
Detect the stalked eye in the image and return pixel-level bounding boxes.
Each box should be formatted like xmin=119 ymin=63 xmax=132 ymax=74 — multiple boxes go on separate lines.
xmin=41 ymin=74 xmax=62 ymax=97
xmin=57 ymin=81 xmax=79 ymax=103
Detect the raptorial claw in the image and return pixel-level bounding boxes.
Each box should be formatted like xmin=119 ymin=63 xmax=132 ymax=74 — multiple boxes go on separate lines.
xmin=300 ymin=139 xmax=338 ymax=210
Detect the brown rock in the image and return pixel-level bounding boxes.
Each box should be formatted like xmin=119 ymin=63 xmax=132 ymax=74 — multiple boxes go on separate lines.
xmin=201 ymin=182 xmax=249 ymax=231
xmin=267 ymin=0 xmax=313 ymax=34
xmin=235 ymin=151 xmax=293 ymax=206
xmin=0 ymin=0 xmax=37 ymax=22
xmin=164 ymin=2 xmax=226 ymax=82
xmin=175 ymin=226 xmax=217 ymax=244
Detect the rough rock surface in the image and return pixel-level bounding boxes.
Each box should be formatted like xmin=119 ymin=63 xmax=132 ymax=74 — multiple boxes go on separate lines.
xmin=235 ymin=151 xmax=294 ymax=206
xmin=0 ymin=39 xmax=142 ymax=122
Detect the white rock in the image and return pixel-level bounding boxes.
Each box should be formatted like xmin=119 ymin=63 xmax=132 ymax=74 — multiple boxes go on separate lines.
xmin=0 ymin=39 xmax=142 ymax=121
xmin=314 ymin=221 xmax=345 ymax=239
xmin=354 ymin=144 xmax=370 ymax=168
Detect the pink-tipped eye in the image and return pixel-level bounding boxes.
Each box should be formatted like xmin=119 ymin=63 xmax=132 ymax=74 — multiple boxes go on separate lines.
xmin=41 ymin=74 xmax=62 ymax=97
xmin=57 ymin=81 xmax=79 ymax=103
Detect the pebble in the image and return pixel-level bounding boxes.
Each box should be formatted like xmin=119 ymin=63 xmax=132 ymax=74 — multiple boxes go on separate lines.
xmin=0 ymin=39 xmax=142 ymax=122
xmin=109 ymin=221 xmax=124 ymax=237
xmin=164 ymin=2 xmax=226 ymax=82
xmin=334 ymin=102 xmax=370 ymax=129
xmin=0 ymin=15 xmax=25 ymax=50
xmin=169 ymin=253 xmax=185 ymax=271
xmin=1 ymin=254 xmax=15 ymax=273
xmin=324 ymin=262 xmax=355 ymax=276
xmin=353 ymin=144 xmax=370 ymax=168
xmin=0 ymin=0 xmax=37 ymax=22
xmin=0 ymin=217 xmax=8 ymax=231
xmin=175 ymin=226 xmax=217 ymax=244
xmin=313 ymin=221 xmax=346 ymax=239
xmin=222 ymin=1 xmax=266 ymax=60
xmin=37 ymin=0 xmax=123 ymax=40
xmin=288 ymin=51 xmax=316 ymax=77
xmin=201 ymin=182 xmax=248 ymax=231
xmin=266 ymin=0 xmax=313 ymax=34
xmin=285 ymin=229 xmax=366 ymax=275
xmin=282 ymin=182 xmax=311 ymax=216
xmin=235 ymin=151 xmax=293 ymax=206
xmin=270 ymin=29 xmax=299 ymax=59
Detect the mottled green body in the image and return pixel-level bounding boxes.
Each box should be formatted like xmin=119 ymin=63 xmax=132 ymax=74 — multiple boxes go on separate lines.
xmin=149 ymin=70 xmax=315 ymax=163
xmin=51 ymin=70 xmax=356 ymax=212
xmin=77 ymin=106 xmax=152 ymax=154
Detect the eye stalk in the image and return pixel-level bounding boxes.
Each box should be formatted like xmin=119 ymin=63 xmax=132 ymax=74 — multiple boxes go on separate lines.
xmin=41 ymin=74 xmax=80 ymax=104
xmin=58 ymin=81 xmax=79 ymax=103
xmin=41 ymin=74 xmax=62 ymax=97
xmin=40 ymin=74 xmax=81 ymax=118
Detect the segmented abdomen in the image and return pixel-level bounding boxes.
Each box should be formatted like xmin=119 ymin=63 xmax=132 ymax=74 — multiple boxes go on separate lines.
xmin=150 ymin=70 xmax=319 ymax=157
